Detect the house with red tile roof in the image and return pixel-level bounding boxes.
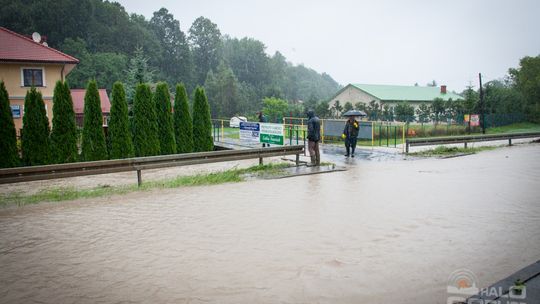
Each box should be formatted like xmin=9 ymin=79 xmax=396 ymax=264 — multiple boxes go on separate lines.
xmin=70 ymin=89 xmax=111 ymax=127
xmin=0 ymin=26 xmax=79 ymax=135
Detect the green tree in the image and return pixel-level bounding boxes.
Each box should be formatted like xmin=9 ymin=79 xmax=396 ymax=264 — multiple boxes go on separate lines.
xmin=0 ymin=81 xmax=19 ymax=168
xmin=108 ymin=81 xmax=134 ymax=159
xmin=125 ymin=47 xmax=155 ymax=104
xmin=133 ymin=83 xmax=160 ymax=156
xmin=189 ymin=16 xmax=222 ymax=85
xmin=205 ymin=62 xmax=242 ymax=117
xmin=394 ymin=102 xmax=415 ymax=123
xmin=509 ymin=55 xmax=540 ymax=122
xmin=173 ymin=83 xmax=194 ymax=153
xmin=262 ymin=97 xmax=289 ymax=122
xmin=430 ymin=97 xmax=446 ymax=124
xmin=154 ymin=82 xmax=176 ymax=155
xmin=343 ymin=101 xmax=353 ymax=113
xmin=416 ymin=103 xmax=431 ymax=125
xmin=192 ymin=86 xmax=213 ymax=152
xmin=150 ymin=8 xmax=192 ymax=88
xmin=81 ymin=80 xmax=107 ymax=161
xmin=50 ymin=81 xmax=78 ymax=163
xmin=367 ymin=100 xmax=381 ymax=120
xmin=332 ymin=100 xmax=343 ymax=117
xmin=21 ymin=88 xmax=51 ymax=165
xmin=382 ymin=104 xmax=395 ymax=121
xmin=314 ymin=101 xmax=331 ymax=118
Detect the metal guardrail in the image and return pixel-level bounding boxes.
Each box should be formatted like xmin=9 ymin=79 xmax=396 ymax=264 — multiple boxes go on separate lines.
xmin=405 ymin=132 xmax=540 ymax=153
xmin=0 ymin=145 xmax=305 ymax=186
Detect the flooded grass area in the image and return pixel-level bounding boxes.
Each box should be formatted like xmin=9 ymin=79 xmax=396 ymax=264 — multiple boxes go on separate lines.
xmin=0 ymin=144 xmax=539 ymax=303
xmin=0 ymin=163 xmax=292 ymax=207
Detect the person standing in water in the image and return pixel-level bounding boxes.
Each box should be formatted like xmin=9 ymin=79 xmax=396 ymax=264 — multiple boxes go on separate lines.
xmin=306 ymin=109 xmax=321 ymax=166
xmin=257 ymin=111 xmax=268 ymax=147
xmin=342 ymin=116 xmax=359 ymax=157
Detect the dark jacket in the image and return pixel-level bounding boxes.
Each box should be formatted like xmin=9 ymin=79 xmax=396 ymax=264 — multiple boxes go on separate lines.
xmin=307 ymin=110 xmax=321 ymax=142
xmin=258 ymin=113 xmax=267 ymax=123
xmin=343 ymin=119 xmax=359 ymax=139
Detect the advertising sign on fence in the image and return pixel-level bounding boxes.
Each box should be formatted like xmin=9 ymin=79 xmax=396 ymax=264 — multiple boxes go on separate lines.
xmin=239 ymin=122 xmax=260 ymax=143
xmin=470 ymin=115 xmax=480 ymax=127
xmin=239 ymin=122 xmax=284 ymax=145
xmin=260 ymin=123 xmax=284 ymax=145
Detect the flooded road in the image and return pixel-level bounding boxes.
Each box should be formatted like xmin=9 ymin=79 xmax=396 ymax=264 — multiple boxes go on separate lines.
xmin=1 ymin=144 xmax=539 ymax=304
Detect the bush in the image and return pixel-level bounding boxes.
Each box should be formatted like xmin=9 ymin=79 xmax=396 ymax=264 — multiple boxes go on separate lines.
xmin=81 ymin=80 xmax=108 ymax=161
xmin=0 ymin=81 xmax=19 ymax=168
xmin=192 ymin=86 xmax=213 ymax=152
xmin=108 ymin=81 xmax=134 ymax=159
xmin=133 ymin=83 xmax=160 ymax=156
xmin=173 ymin=83 xmax=194 ymax=153
xmin=51 ymin=81 xmax=78 ymax=163
xmin=22 ymin=87 xmax=51 ymax=165
xmin=154 ymin=82 xmax=176 ymax=155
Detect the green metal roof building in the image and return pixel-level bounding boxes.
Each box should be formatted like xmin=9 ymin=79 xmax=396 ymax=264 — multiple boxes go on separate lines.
xmin=329 ymin=83 xmax=463 ymax=111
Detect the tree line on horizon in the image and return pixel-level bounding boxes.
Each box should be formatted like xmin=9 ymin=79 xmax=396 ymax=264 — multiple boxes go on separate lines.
xmin=0 ymin=79 xmax=213 ymax=168
xmin=0 ymin=0 xmax=341 ymax=119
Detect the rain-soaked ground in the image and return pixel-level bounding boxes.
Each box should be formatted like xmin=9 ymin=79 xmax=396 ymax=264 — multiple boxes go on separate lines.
xmin=1 ymin=143 xmax=539 ymax=304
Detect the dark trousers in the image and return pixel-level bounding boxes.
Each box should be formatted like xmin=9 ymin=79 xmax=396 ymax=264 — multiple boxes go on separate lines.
xmin=308 ymin=140 xmax=320 ymax=165
xmin=345 ymin=137 xmax=357 ymax=155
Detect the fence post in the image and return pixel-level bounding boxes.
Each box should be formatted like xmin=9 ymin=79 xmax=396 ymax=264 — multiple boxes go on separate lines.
xmin=405 ymin=140 xmax=409 ymax=154
xmin=221 ymin=120 xmax=224 ymax=140
xmin=402 ymin=124 xmax=406 ymax=153
xmin=464 ymin=142 xmax=468 ymax=149
xmin=386 ymin=125 xmax=389 ymax=147
xmin=137 ymin=169 xmax=142 ymax=187
xmin=371 ymin=121 xmax=374 ymax=147
xmin=394 ymin=126 xmax=397 ymax=147
xmin=295 ymin=153 xmax=300 ymax=166
xmin=321 ymin=120 xmax=325 ymax=144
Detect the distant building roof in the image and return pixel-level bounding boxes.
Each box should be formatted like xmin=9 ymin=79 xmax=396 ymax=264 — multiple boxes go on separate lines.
xmin=71 ymin=89 xmax=110 ymax=114
xmin=346 ymin=83 xmax=462 ymax=101
xmin=0 ymin=27 xmax=79 ymax=64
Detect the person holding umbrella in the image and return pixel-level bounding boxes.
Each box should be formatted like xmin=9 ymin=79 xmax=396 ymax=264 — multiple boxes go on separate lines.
xmin=342 ymin=110 xmax=364 ymax=157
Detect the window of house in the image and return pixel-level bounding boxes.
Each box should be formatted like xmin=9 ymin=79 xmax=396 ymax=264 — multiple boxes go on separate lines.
xmin=22 ymin=68 xmax=44 ymax=87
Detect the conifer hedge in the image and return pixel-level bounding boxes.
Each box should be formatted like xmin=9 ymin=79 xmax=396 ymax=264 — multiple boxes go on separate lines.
xmin=173 ymin=83 xmax=193 ymax=153
xmin=154 ymin=82 xmax=176 ymax=155
xmin=192 ymin=86 xmax=213 ymax=152
xmin=21 ymin=87 xmax=51 ymax=165
xmin=108 ymin=81 xmax=134 ymax=159
xmin=0 ymin=81 xmax=19 ymax=168
xmin=81 ymin=80 xmax=108 ymax=161
xmin=133 ymin=83 xmax=160 ymax=156
xmin=51 ymin=81 xmax=78 ymax=163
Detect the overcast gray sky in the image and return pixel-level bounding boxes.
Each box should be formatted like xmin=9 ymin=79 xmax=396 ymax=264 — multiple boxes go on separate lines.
xmin=116 ymin=0 xmax=540 ymax=92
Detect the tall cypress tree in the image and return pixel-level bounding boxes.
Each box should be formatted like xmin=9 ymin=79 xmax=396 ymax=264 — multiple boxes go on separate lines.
xmin=173 ymin=83 xmax=193 ymax=153
xmin=108 ymin=81 xmax=134 ymax=159
xmin=133 ymin=83 xmax=160 ymax=156
xmin=51 ymin=81 xmax=78 ymax=163
xmin=21 ymin=87 xmax=51 ymax=166
xmin=192 ymin=86 xmax=213 ymax=152
xmin=0 ymin=81 xmax=19 ymax=168
xmin=154 ymin=82 xmax=176 ymax=155
xmin=81 ymin=80 xmax=107 ymax=161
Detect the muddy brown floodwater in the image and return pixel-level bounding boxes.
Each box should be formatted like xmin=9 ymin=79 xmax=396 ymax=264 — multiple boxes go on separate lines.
xmin=1 ymin=144 xmax=539 ymax=304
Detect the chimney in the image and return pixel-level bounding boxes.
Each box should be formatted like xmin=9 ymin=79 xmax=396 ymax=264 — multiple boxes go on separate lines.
xmin=440 ymin=85 xmax=447 ymax=94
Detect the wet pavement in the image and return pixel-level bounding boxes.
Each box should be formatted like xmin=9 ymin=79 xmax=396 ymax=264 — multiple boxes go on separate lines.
xmin=1 ymin=143 xmax=539 ymax=304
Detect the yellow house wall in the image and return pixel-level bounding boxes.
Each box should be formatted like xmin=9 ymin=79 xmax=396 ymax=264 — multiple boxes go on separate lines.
xmin=0 ymin=63 xmax=66 ymax=136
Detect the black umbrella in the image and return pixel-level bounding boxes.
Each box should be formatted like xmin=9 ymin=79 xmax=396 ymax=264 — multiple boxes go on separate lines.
xmin=342 ymin=110 xmax=367 ymax=117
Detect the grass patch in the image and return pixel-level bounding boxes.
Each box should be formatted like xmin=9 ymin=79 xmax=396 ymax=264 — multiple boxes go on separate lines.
xmin=0 ymin=163 xmax=291 ymax=207
xmin=486 ymin=122 xmax=540 ymax=134
xmin=410 ymin=145 xmax=497 ymax=157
